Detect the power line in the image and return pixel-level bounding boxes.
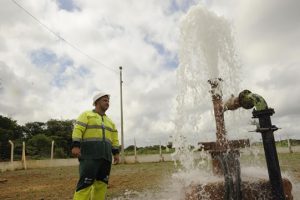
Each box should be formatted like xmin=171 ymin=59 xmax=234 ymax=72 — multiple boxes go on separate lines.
xmin=11 ymin=0 xmax=117 ymax=73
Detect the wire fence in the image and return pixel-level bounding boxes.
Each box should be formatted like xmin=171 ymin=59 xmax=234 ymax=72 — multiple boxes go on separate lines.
xmin=0 ymin=139 xmax=72 ymax=162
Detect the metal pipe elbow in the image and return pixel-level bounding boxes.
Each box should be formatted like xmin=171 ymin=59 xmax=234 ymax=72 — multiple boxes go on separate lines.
xmin=238 ymin=90 xmax=268 ymax=111
xmin=224 ymin=90 xmax=268 ymax=111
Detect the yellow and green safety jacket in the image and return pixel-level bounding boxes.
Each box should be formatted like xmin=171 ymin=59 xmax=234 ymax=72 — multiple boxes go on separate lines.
xmin=72 ymin=110 xmax=119 ymax=163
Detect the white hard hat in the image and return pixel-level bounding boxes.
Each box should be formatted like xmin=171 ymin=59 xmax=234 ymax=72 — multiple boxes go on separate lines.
xmin=92 ymin=91 xmax=110 ymax=105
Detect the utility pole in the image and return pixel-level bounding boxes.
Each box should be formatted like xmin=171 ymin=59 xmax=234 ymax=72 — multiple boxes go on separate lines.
xmin=119 ymin=66 xmax=125 ymax=163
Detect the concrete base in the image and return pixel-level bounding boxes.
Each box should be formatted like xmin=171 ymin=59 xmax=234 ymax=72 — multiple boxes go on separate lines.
xmin=0 ymin=154 xmax=174 ymax=172
xmin=185 ymin=178 xmax=293 ymax=200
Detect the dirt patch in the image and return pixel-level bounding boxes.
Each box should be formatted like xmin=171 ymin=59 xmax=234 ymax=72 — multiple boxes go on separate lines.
xmin=0 ymin=162 xmax=175 ymax=200
xmin=0 ymin=167 xmax=78 ymax=200
xmin=0 ymin=153 xmax=300 ymax=199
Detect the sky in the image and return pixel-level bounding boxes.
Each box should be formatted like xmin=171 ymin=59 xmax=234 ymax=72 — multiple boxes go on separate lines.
xmin=0 ymin=0 xmax=299 ymax=147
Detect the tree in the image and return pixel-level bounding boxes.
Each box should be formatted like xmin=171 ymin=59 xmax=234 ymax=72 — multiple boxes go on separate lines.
xmin=23 ymin=122 xmax=46 ymax=139
xmin=0 ymin=115 xmax=23 ymax=160
xmin=27 ymin=134 xmax=52 ymax=158
xmin=45 ymin=119 xmax=74 ymax=157
xmin=125 ymin=145 xmax=135 ymax=151
xmin=0 ymin=115 xmax=76 ymax=159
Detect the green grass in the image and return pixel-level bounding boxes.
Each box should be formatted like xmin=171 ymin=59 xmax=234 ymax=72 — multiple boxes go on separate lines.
xmin=240 ymin=151 xmax=300 ymax=181
xmin=0 ymin=152 xmax=299 ymax=199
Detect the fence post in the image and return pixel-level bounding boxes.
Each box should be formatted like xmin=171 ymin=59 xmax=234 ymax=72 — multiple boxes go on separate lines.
xmin=166 ymin=144 xmax=170 ymax=153
xmin=287 ymin=138 xmax=293 ymax=153
xmin=8 ymin=140 xmax=14 ymax=162
xmin=51 ymin=140 xmax=55 ymax=160
xmin=22 ymin=141 xmax=27 ymax=170
xmin=159 ymin=142 xmax=164 ymax=162
xmin=134 ymin=138 xmax=137 ymax=163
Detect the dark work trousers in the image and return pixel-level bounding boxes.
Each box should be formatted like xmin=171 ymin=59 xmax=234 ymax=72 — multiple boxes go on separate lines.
xmin=76 ymin=158 xmax=111 ymax=192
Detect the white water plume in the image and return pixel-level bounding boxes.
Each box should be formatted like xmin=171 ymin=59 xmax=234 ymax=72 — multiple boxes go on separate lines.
xmin=173 ymin=4 xmax=242 ymax=170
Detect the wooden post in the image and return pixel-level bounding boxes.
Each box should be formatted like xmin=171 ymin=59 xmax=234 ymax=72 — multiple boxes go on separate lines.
xmin=8 ymin=140 xmax=14 ymax=162
xmin=22 ymin=142 xmax=27 ymax=170
xmin=51 ymin=140 xmax=54 ymax=160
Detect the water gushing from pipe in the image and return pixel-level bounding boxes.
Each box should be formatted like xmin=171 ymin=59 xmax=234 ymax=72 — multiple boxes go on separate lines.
xmin=173 ymin=3 xmax=241 ymax=170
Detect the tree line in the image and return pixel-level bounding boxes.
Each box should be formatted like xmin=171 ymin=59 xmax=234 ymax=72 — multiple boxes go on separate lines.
xmin=0 ymin=115 xmax=174 ymax=161
xmin=0 ymin=115 xmax=74 ymax=161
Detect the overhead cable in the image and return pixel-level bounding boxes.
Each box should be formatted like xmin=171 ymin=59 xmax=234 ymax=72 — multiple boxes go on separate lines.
xmin=11 ymin=0 xmax=117 ymax=73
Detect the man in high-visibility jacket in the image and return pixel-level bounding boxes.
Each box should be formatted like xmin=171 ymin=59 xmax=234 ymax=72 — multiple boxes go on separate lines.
xmin=71 ymin=91 xmax=120 ymax=200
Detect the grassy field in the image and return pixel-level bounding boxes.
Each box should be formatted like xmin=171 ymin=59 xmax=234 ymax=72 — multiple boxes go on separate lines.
xmin=0 ymin=152 xmax=299 ymax=200
xmin=0 ymin=162 xmax=176 ymax=200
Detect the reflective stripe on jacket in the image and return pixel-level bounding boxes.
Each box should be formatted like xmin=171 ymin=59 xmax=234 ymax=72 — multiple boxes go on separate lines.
xmin=72 ymin=110 xmax=119 ymax=162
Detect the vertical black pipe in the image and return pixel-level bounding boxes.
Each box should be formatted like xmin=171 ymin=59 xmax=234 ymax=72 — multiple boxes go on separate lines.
xmin=252 ymin=109 xmax=285 ymax=200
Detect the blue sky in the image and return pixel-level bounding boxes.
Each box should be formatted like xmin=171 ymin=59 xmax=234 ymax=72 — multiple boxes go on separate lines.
xmin=144 ymin=35 xmax=178 ymax=69
xmin=57 ymin=0 xmax=79 ymax=12
xmin=30 ymin=48 xmax=90 ymax=88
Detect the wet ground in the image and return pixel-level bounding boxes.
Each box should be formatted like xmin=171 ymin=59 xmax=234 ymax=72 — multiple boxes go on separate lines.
xmin=0 ymin=151 xmax=299 ymax=200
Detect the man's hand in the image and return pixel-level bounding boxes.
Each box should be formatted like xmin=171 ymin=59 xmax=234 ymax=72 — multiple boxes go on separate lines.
xmin=71 ymin=147 xmax=81 ymax=158
xmin=113 ymin=154 xmax=120 ymax=164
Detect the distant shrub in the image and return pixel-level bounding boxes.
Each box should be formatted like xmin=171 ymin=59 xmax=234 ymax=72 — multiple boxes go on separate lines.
xmin=54 ymin=147 xmax=67 ymax=158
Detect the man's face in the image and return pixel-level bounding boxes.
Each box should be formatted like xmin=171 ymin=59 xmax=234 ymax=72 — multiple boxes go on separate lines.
xmin=96 ymin=95 xmax=110 ymax=112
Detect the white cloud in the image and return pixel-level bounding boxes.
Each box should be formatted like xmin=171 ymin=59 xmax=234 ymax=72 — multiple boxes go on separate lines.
xmin=0 ymin=0 xmax=299 ymax=148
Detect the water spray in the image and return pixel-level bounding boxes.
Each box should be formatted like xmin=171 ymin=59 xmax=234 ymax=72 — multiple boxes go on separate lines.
xmin=176 ymin=4 xmax=293 ymax=200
